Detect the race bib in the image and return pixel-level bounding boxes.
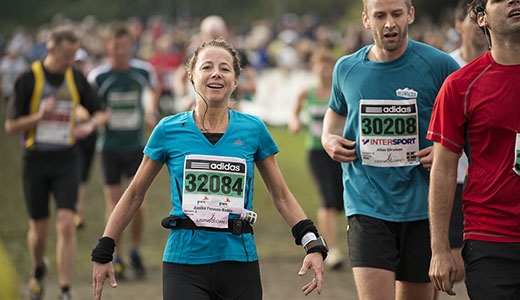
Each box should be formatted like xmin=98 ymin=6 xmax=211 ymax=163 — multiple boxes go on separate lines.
xmin=182 ymin=155 xmax=247 ymax=228
xmin=359 ymin=99 xmax=420 ymax=167
xmin=513 ymin=133 xmax=520 ymax=176
xmin=35 ymin=100 xmax=73 ymax=145
xmin=108 ymin=90 xmax=141 ymax=130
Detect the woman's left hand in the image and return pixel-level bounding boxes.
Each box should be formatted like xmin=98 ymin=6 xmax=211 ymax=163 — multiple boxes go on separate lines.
xmin=298 ymin=252 xmax=324 ymax=295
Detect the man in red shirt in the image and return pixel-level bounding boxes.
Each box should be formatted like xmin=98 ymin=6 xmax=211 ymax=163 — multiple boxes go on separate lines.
xmin=427 ymin=0 xmax=520 ymax=298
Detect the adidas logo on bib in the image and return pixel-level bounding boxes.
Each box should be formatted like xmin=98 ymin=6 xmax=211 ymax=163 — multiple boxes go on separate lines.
xmin=234 ymin=138 xmax=244 ymax=146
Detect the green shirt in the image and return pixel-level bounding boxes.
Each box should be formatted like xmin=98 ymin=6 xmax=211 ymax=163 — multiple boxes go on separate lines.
xmin=304 ymin=88 xmax=329 ymax=150
xmin=88 ymin=59 xmax=157 ymax=152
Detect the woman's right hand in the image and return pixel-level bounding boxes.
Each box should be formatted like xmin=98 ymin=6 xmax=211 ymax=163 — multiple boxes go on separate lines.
xmin=93 ymin=262 xmax=117 ymax=300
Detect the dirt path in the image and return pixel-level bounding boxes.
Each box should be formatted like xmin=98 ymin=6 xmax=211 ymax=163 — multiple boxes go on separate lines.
xmin=37 ymin=257 xmax=468 ymax=300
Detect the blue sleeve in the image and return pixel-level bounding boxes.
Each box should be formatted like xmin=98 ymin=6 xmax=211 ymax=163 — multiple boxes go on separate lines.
xmin=329 ymin=57 xmax=348 ymax=115
xmin=255 ymin=118 xmax=279 ymax=161
xmin=143 ymin=119 xmax=167 ymax=163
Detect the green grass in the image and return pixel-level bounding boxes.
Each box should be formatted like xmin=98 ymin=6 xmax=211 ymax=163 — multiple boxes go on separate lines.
xmin=0 ymin=119 xmax=347 ymax=282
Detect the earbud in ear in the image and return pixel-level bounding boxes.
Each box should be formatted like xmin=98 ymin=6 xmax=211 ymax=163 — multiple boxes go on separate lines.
xmin=190 ymin=79 xmax=194 ymax=85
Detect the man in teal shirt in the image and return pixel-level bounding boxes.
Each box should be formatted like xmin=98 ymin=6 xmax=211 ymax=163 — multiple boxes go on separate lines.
xmin=321 ymin=0 xmax=459 ymax=298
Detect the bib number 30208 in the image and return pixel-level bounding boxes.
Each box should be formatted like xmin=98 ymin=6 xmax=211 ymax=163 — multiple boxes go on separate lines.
xmin=359 ymin=99 xmax=420 ymax=167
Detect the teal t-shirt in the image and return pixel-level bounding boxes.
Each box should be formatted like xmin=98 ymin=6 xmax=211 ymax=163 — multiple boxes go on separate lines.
xmin=88 ymin=59 xmax=157 ymax=152
xmin=144 ymin=110 xmax=279 ymax=264
xmin=329 ymin=39 xmax=459 ymax=222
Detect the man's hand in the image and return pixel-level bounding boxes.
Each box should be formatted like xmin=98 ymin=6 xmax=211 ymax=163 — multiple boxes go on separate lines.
xmin=298 ymin=252 xmax=324 ymax=296
xmin=322 ymin=134 xmax=357 ymax=163
xmin=72 ymin=121 xmax=95 ymax=139
xmin=429 ymin=249 xmax=458 ymax=296
xmin=416 ymin=146 xmax=434 ymax=170
xmin=38 ymin=96 xmax=56 ymax=119
xmin=92 ymin=262 xmax=118 ymax=300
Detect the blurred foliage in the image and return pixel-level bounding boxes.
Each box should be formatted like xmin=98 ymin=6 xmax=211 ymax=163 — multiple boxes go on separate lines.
xmin=2 ymin=0 xmax=455 ymax=35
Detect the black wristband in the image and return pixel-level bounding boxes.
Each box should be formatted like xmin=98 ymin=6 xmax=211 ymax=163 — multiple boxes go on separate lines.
xmin=291 ymin=219 xmax=319 ymax=246
xmin=91 ymin=237 xmax=116 ymax=264
xmin=307 ymin=246 xmax=328 ymax=260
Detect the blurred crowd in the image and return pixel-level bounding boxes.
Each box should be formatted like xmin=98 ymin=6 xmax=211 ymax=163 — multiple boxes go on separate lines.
xmin=0 ymin=10 xmax=463 ymax=122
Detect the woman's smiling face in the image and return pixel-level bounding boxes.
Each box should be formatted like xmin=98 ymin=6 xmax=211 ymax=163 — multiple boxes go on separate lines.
xmin=192 ymin=46 xmax=238 ymax=104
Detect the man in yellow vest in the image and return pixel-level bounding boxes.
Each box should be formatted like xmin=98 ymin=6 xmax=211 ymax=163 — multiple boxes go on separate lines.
xmin=5 ymin=28 xmax=107 ymax=300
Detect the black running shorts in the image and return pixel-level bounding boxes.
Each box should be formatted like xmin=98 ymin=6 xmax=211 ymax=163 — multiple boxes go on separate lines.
xmin=100 ymin=150 xmax=143 ymax=185
xmin=463 ymin=240 xmax=520 ymax=299
xmin=307 ymin=149 xmax=344 ymax=211
xmin=22 ymin=148 xmax=79 ymax=219
xmin=162 ymin=260 xmax=262 ymax=300
xmin=347 ymin=214 xmax=431 ymax=283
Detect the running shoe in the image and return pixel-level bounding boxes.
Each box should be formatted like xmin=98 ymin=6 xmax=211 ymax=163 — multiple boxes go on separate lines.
xmin=130 ymin=249 xmax=146 ymax=279
xmin=112 ymin=256 xmax=126 ymax=280
xmin=28 ymin=258 xmax=48 ymax=300
xmin=73 ymin=212 xmax=84 ymax=229
xmin=324 ymin=247 xmax=344 ymax=270
xmin=28 ymin=277 xmax=44 ymax=300
xmin=57 ymin=291 xmax=71 ymax=300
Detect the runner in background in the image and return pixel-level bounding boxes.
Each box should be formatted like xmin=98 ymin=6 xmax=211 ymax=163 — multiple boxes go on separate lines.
xmin=5 ymin=28 xmax=106 ymax=300
xmin=173 ymin=15 xmax=256 ymax=111
xmin=73 ymin=48 xmax=97 ymax=229
xmin=321 ymin=0 xmax=459 ymax=298
xmin=88 ymin=24 xmax=160 ymax=280
xmin=288 ymin=48 xmax=344 ymax=270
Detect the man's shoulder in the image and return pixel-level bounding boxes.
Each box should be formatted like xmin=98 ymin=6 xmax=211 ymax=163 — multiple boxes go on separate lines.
xmin=71 ymin=67 xmax=88 ymax=81
xmin=445 ymin=53 xmax=492 ymax=87
xmin=129 ymin=59 xmax=154 ymax=74
xmin=87 ymin=63 xmax=112 ymax=82
xmin=339 ymin=47 xmax=367 ymax=65
xmin=16 ymin=68 xmax=36 ymax=85
xmin=334 ymin=47 xmax=368 ymax=75
xmin=409 ymin=40 xmax=455 ymax=63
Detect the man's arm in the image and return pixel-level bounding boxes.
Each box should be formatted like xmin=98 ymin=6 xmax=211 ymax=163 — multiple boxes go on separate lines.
xmin=321 ymin=108 xmax=357 ymax=162
xmin=5 ymin=96 xmax=55 ymax=134
xmin=428 ymin=141 xmax=460 ymax=295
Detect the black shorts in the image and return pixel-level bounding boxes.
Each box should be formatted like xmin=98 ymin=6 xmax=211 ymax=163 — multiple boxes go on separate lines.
xmin=347 ymin=214 xmax=431 ymax=283
xmin=307 ymin=150 xmax=344 ymax=211
xmin=462 ymin=240 xmax=520 ymax=300
xmin=100 ymin=150 xmax=143 ymax=185
xmin=76 ymin=131 xmax=97 ymax=182
xmin=22 ymin=148 xmax=79 ymax=219
xmin=162 ymin=261 xmax=262 ymax=300
xmin=449 ymin=184 xmax=464 ymax=249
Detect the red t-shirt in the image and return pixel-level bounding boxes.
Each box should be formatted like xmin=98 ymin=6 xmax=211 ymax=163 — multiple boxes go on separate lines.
xmin=428 ymin=52 xmax=520 ymax=243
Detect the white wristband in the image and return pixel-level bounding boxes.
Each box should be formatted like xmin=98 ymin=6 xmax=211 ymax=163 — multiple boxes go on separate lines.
xmin=301 ymin=232 xmax=318 ymax=247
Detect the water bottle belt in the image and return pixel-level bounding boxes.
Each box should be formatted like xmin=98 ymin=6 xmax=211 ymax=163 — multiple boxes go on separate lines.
xmin=161 ymin=217 xmax=253 ymax=235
